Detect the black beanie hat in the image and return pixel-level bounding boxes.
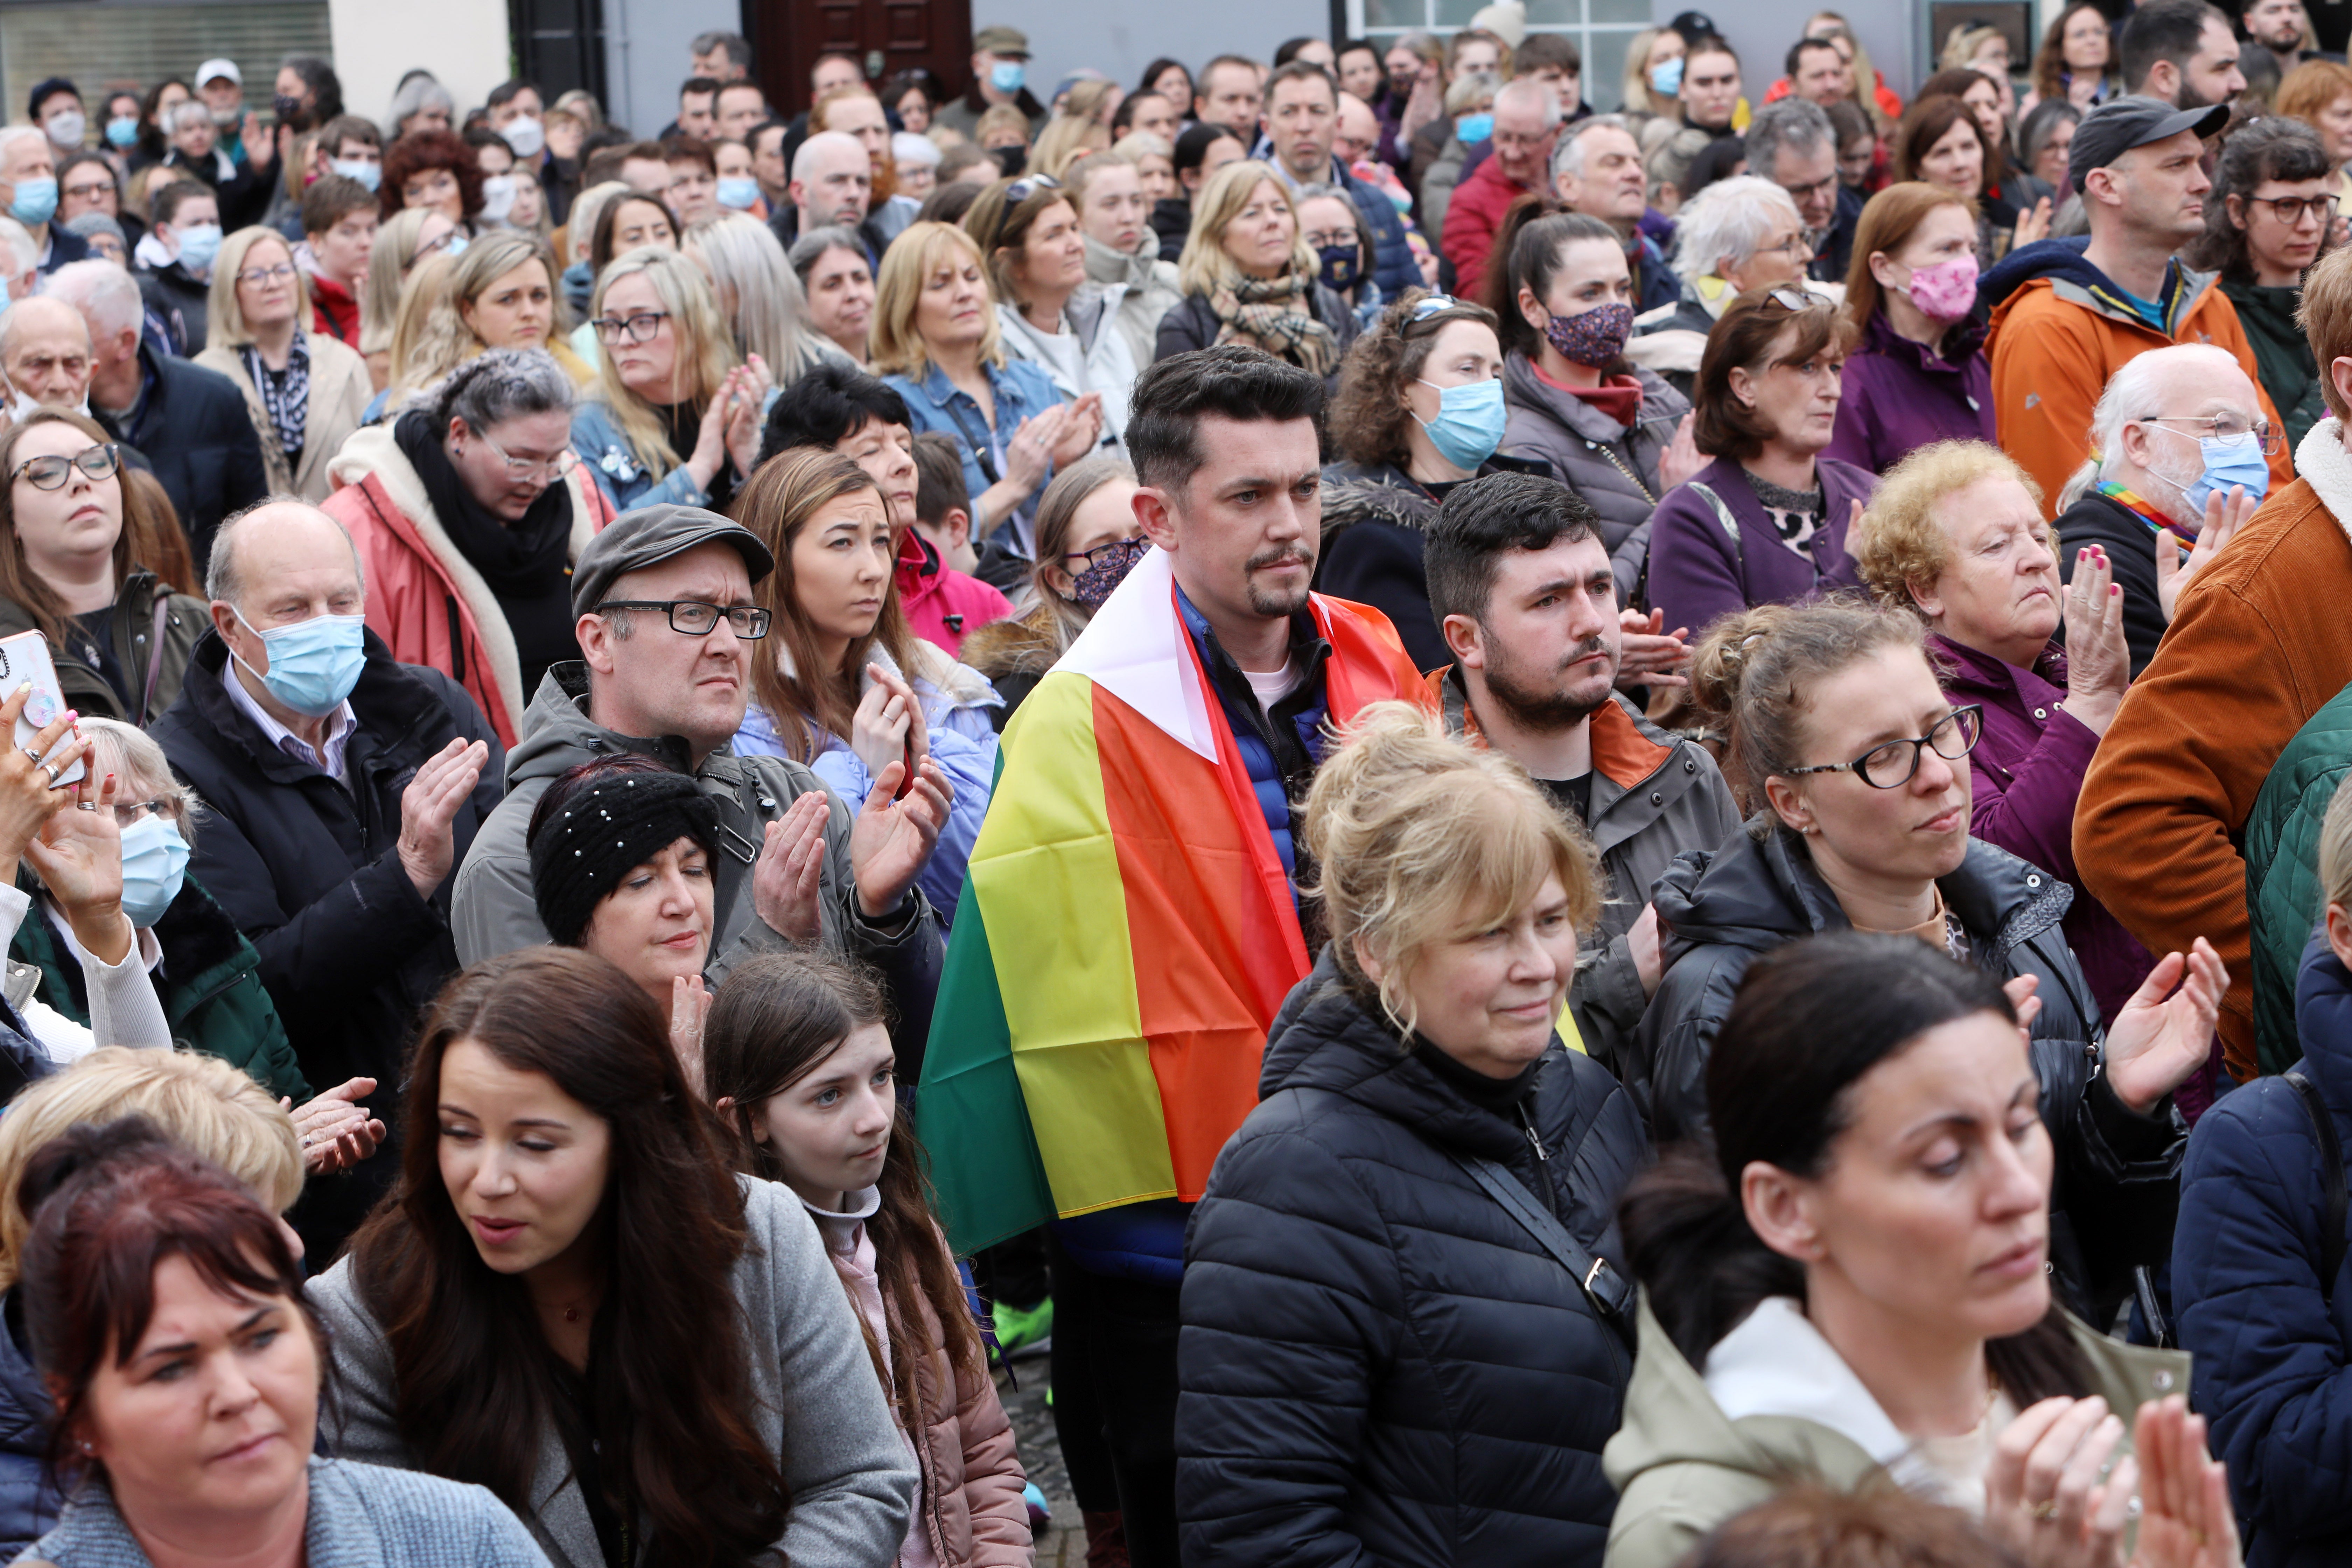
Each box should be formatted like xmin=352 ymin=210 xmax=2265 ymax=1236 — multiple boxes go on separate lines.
xmin=527 ymin=766 xmax=723 ymax=947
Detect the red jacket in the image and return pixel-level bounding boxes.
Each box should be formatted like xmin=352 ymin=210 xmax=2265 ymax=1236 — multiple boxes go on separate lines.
xmin=324 ymin=424 xmax=614 ymax=746
xmin=897 ymin=532 xmax=1012 ymax=656
xmin=1439 ymin=155 xmax=1533 ymax=299
xmin=307 ymin=268 xmax=361 ymax=349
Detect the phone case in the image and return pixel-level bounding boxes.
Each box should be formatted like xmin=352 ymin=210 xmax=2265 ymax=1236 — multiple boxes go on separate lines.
xmin=0 ymin=630 xmax=85 ymax=788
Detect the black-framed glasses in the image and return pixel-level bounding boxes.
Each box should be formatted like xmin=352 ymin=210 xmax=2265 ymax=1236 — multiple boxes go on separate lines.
xmin=2245 ymin=191 xmax=2340 ymax=225
xmin=2142 ymin=413 xmax=2283 ymax=456
xmin=1064 ymin=534 xmax=1145 ymax=568
xmin=1782 ymin=705 xmax=1983 ymax=789
xmin=592 ymin=309 xmax=671 ymax=344
xmin=13 ymin=443 xmax=119 ymax=490
xmin=592 ymin=599 xmax=771 ymax=638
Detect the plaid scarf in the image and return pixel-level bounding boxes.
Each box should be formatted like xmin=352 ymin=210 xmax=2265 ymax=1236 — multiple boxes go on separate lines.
xmin=241 ymin=334 xmax=310 ymax=466
xmin=1206 ymin=272 xmax=1339 ymax=376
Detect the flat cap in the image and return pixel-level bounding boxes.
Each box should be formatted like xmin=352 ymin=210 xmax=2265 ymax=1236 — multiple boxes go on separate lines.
xmin=973 ymin=25 xmax=1031 ymax=57
xmin=570 ymin=503 xmax=774 ymax=617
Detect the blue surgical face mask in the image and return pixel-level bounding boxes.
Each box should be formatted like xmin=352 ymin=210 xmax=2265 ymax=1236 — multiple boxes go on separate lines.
xmin=2152 ymin=423 xmax=2271 ymax=521
xmin=117 ymin=814 xmax=190 ymax=929
xmin=1414 ymin=376 xmax=1506 ymax=471
xmin=716 ymin=175 xmax=761 ymax=210
xmin=1650 ymin=57 xmax=1685 ymax=97
xmin=172 ymin=220 xmax=222 ymax=273
xmin=232 ymin=607 xmax=367 ymax=717
xmin=331 ymin=156 xmax=381 ymax=192
xmin=105 ymin=115 xmax=140 ymax=149
xmin=9 ymin=176 xmax=57 ymax=227
xmin=1454 ymin=111 xmax=1494 ymax=145
xmin=991 ymin=60 xmax=1027 ymax=95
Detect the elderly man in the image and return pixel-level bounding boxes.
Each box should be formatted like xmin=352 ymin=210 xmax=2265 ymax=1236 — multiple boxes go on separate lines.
xmin=1745 ymin=97 xmax=1858 ymax=284
xmin=935 ymin=24 xmax=1047 ymax=140
xmin=1442 ymin=77 xmax=1562 ymax=293
xmin=0 ymin=126 xmax=87 ymax=275
xmin=1259 ymin=61 xmax=1417 ymax=300
xmin=2076 ymin=246 xmax=2352 ymax=1083
xmin=770 ymin=131 xmax=877 ymax=254
xmin=49 ymin=259 xmax=265 ymax=565
xmin=691 ymin=29 xmax=751 ymax=82
xmin=452 ymin=504 xmax=949 ymax=1056
xmin=1986 ymin=97 xmax=2287 ymax=517
xmin=2119 ymin=0 xmax=2247 ymax=108
xmin=2049 ymin=344 xmax=2268 ymax=674
xmin=150 ymin=498 xmax=500 ymax=1250
xmin=0 ymin=295 xmax=89 ymax=411
xmin=1553 ymin=115 xmax=1678 ymax=312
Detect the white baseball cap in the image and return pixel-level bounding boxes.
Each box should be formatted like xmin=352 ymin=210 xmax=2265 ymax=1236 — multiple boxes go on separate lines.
xmin=196 ymin=59 xmax=241 ymax=88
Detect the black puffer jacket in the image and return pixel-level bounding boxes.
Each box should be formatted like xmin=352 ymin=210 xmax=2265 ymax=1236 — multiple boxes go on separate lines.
xmin=1178 ymin=947 xmax=1647 ymax=1567
xmin=1637 ymin=822 xmax=2185 ymax=1319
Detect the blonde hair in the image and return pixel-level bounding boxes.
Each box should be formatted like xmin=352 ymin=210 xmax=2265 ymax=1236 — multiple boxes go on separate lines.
xmin=0 ymin=1049 xmax=303 ymax=1289
xmin=868 ymin=221 xmax=1003 ymax=378
xmin=385 ymin=253 xmax=459 ymax=401
xmin=79 ymin=717 xmax=203 ymax=852
xmin=1032 ymin=113 xmax=1111 ymax=178
xmin=361 ymin=206 xmax=441 ymax=358
xmin=588 ymin=245 xmax=738 ymax=479
xmin=1852 ymin=440 xmax=2043 ymax=613
xmin=1302 ymin=702 xmax=1600 ymax=1037
xmin=205 ymin=227 xmax=312 ymax=352
xmin=1177 ymin=160 xmax=1315 ymax=298
xmin=1111 ymin=131 xmax=1174 ymax=165
xmin=682 ymin=211 xmax=809 ymax=377
xmin=975 ymin=103 xmax=1033 ymax=153
xmin=567 ymin=181 xmax=632 ymax=273
xmin=444 ymin=229 xmax=572 ymax=348
xmin=2322 ymin=770 xmax=2352 ymax=916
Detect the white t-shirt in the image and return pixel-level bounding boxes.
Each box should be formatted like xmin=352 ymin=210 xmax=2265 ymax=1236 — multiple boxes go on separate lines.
xmin=1241 ymin=657 xmax=1301 ymax=715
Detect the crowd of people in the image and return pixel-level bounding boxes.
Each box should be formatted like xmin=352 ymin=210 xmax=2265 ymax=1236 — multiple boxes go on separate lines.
xmin=8 ymin=5 xmax=2352 ymax=1568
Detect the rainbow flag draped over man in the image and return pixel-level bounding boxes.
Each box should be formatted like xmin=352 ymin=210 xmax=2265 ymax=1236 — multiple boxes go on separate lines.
xmin=917 ymin=546 xmax=1430 ymax=1253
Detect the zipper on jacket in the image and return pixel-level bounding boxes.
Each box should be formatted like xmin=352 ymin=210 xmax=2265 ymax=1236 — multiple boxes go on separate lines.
xmin=1518 ymin=1100 xmax=1549 ymax=1162
xmin=444 ymin=597 xmax=467 ymax=682
xmin=1586 ymin=439 xmax=1656 ymax=504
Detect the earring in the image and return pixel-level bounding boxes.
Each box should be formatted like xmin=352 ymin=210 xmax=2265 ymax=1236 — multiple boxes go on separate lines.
xmin=77 ymin=1440 xmax=92 ymax=1454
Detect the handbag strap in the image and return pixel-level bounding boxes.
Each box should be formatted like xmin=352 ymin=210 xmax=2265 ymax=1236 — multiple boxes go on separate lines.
xmin=1449 ymin=1150 xmax=1634 ymax=1323
xmin=2288 ymin=1069 xmax=2349 ymax=1303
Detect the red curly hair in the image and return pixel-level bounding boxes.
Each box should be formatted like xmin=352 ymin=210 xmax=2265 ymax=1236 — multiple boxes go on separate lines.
xmin=378 ymin=128 xmax=485 ymax=223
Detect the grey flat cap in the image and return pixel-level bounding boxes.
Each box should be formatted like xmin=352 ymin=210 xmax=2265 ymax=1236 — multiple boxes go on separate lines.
xmin=570 ymin=503 xmax=775 ymax=617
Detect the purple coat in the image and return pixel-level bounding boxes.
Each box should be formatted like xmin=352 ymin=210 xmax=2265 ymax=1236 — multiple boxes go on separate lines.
xmin=1824 ymin=311 xmax=1996 ymax=475
xmin=1932 ymin=633 xmax=2154 ymax=1024
xmin=1645 ymin=455 xmax=1873 ymax=636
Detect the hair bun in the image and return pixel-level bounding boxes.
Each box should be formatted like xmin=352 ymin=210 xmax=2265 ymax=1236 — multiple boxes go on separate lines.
xmin=17 ymin=1114 xmax=172 ymax=1223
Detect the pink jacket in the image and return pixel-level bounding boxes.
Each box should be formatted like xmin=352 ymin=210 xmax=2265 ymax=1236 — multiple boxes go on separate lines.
xmin=897 ymin=533 xmax=1013 ymax=657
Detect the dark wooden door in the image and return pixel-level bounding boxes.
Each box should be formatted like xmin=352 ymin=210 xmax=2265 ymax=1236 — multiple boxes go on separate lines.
xmin=746 ymin=0 xmax=975 ymax=114
xmin=512 ymin=0 xmax=609 ymax=102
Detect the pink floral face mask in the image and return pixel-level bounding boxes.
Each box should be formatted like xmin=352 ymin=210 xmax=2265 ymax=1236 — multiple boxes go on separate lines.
xmin=1900 ymin=253 xmax=1980 ymax=323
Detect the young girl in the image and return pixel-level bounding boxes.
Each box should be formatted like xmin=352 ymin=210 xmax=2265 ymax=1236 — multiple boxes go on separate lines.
xmin=706 ymin=953 xmax=1033 ymax=1568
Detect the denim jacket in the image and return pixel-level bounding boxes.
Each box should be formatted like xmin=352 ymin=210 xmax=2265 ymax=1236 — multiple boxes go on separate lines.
xmin=884 ymin=357 xmax=1069 ymax=558
xmin=571 ymin=388 xmax=783 ymax=513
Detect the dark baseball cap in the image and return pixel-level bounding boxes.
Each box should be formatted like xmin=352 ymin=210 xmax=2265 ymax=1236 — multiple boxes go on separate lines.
xmin=1667 ymin=11 xmax=1722 ymax=42
xmin=571 ymin=504 xmax=774 ymax=617
xmin=2067 ymin=95 xmax=2229 ymax=194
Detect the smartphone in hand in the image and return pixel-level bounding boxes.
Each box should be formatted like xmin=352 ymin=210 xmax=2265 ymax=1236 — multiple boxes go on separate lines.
xmin=0 ymin=631 xmax=83 ymax=788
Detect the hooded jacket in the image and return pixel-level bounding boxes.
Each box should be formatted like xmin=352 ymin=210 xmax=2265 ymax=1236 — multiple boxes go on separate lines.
xmin=306 ymin=264 xmax=362 ymax=348
xmin=1083 ymin=232 xmax=1183 ymax=371
xmin=2225 ymin=276 xmax=2330 ymax=460
xmin=893 ymin=530 xmax=1013 ymax=657
xmin=1982 ymin=237 xmax=2292 ymax=520
xmin=2076 ymin=419 xmax=2352 ymax=1080
xmin=450 ymin=663 xmax=946 ymax=1073
xmin=323 ymin=421 xmax=614 ymax=748
xmin=1499 ymin=351 xmax=1689 ymax=600
xmin=1604 ymin=1292 xmax=2190 ymax=1568
xmin=1431 ymin=669 xmax=1742 ymax=1080
xmin=995 ymin=288 xmax=1138 ymax=453
xmin=1178 ymin=947 xmax=1647 ymax=1568
xmin=1638 ymin=824 xmax=2185 ymax=1319
xmin=1823 ymin=309 xmax=1995 ymax=475
xmin=2175 ymin=937 xmax=2352 ymax=1566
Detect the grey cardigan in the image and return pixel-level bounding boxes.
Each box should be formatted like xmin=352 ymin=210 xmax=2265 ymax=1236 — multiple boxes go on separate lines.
xmin=307 ymin=1176 xmax=919 ymax=1568
xmin=21 ymin=1456 xmax=551 ymax=1567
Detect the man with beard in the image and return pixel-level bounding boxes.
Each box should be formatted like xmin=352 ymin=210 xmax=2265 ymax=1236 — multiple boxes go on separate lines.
xmin=2118 ymin=0 xmax=2246 ymax=108
xmin=1423 ymin=471 xmax=1740 ymax=1078
xmin=913 ymin=344 xmax=1430 ymax=1567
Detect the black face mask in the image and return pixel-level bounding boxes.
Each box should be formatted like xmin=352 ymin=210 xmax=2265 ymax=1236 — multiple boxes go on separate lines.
xmin=990 ymin=144 xmax=1027 ymax=178
xmin=273 ymin=92 xmax=309 ymax=130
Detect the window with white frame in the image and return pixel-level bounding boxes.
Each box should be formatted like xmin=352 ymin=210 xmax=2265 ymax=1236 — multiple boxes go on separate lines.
xmin=1345 ymin=0 xmax=1654 ymax=111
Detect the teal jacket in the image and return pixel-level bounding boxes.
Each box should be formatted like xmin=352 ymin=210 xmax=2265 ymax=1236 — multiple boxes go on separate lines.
xmin=8 ymin=866 xmax=308 ymax=1101
xmin=2246 ymin=680 xmax=2352 ymax=1076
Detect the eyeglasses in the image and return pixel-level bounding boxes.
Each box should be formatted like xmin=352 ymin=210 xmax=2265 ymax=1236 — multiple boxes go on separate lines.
xmin=1783 ymin=706 xmax=1983 ymax=789
xmin=1302 ymin=226 xmax=1360 ymax=250
xmin=1782 ymin=172 xmax=1838 ymax=203
xmin=61 ymin=181 xmax=114 ymax=203
xmin=1064 ymin=534 xmax=1144 ymax=568
xmin=591 ymin=599 xmax=771 ymax=638
xmin=13 ymin=443 xmax=119 ymax=490
xmin=236 ymin=261 xmax=296 ymax=287
xmin=473 ymin=428 xmax=581 ymax=482
xmin=592 ymin=309 xmax=671 ymax=344
xmin=1754 ymin=231 xmax=1818 ymax=261
xmin=111 ymin=796 xmax=180 ymax=828
xmin=1004 ymin=172 xmax=1062 ymax=204
xmin=2245 ymin=191 xmax=2340 ymax=225
xmin=2141 ymin=413 xmax=2282 ymax=456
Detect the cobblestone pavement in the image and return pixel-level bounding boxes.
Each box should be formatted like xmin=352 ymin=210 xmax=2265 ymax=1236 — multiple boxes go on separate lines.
xmin=996 ymin=1344 xmax=1081 ymax=1564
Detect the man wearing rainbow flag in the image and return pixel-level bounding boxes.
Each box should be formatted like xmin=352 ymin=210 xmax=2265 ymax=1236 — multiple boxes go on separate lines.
xmin=918 ymin=345 xmax=1431 ymax=1562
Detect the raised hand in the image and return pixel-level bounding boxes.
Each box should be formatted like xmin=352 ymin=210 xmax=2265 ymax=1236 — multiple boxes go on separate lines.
xmin=2129 ymin=1396 xmax=2241 ymax=1568
xmin=848 ymin=673 xmax=915 ymax=781
xmin=2105 ymin=937 xmax=2227 ymax=1114
xmin=283 ymin=1077 xmax=386 ymax=1176
xmin=1985 ymin=1395 xmax=2136 ymax=1568
xmin=2062 ymin=545 xmax=2130 ymax=736
xmin=1617 ymin=607 xmax=1692 ymax=691
xmin=1656 ymin=410 xmax=1704 ymax=492
xmin=26 ymin=770 xmax=128 ymax=965
xmin=751 ymin=791 xmax=828 ymax=944
xmin=397 ymin=738 xmax=489 ymax=900
xmin=0 ymin=685 xmax=81 ymax=883
xmin=1052 ymin=394 xmax=1105 ymax=466
xmin=2155 ymin=484 xmax=2256 ymax=623
xmin=850 ymin=756 xmax=951 ymax=919
xmin=670 ymin=974 xmax=713 ymax=1096
xmin=1003 ymin=406 xmax=1063 ymax=495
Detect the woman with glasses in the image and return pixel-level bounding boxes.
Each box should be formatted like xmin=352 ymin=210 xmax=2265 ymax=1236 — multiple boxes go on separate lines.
xmin=194 ymin=227 xmax=370 ymax=504
xmin=1647 ymin=287 xmax=1872 ymax=642
xmin=1825 ymin=183 xmax=1997 ymax=475
xmin=0 ymin=410 xmax=207 ymax=725
xmin=728 ymin=450 xmax=995 ymax=924
xmin=1851 ymin=439 xmax=2158 ymax=1028
xmin=2186 ymin=117 xmax=2337 ymax=456
xmin=968 ymin=174 xmax=1140 ymax=456
xmin=564 ymin=190 xmax=681 ymax=368
xmin=1643 ymin=596 xmax=2211 ymax=1320
xmin=1639 ymin=177 xmax=1816 ymax=392
xmin=964 ymin=455 xmax=1139 ymax=726
xmin=1158 ymin=160 xmax=1360 ymax=383
xmin=573 ymin=248 xmax=770 ymax=514
xmin=325 ymin=349 xmax=612 ymax=748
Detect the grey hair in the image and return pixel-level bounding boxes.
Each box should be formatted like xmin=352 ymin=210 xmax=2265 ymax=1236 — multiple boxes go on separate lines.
xmin=204 ymin=497 xmax=367 ymax=608
xmin=62 ymin=212 xmax=124 ymax=245
xmin=1743 ymin=97 xmax=1834 ymax=181
xmin=2057 ymin=343 xmax=2242 ymax=509
xmin=1669 ymin=174 xmax=1801 ymax=287
xmin=167 ymin=100 xmax=214 ymax=134
xmin=682 ymin=211 xmax=806 ymax=376
xmin=1551 ymin=113 xmax=1633 ymax=183
xmin=690 ymin=29 xmax=751 ymax=65
xmin=0 ymin=217 xmax=35 ymax=279
xmin=42 ymin=259 xmax=143 ymax=339
xmin=788 ymin=224 xmax=868 ymax=284
xmin=431 ymin=346 xmax=576 ymax=434
xmin=385 ymin=74 xmax=456 ymax=141
xmin=1445 ymin=72 xmax=1500 ymax=115
xmin=1494 ymin=75 xmax=1564 ymax=131
xmin=0 ymin=127 xmax=47 ymax=168
xmin=78 ymin=717 xmax=204 ymax=852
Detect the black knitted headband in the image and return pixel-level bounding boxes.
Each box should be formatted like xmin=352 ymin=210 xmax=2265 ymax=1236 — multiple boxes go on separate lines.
xmin=527 ymin=770 xmax=723 ymax=947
